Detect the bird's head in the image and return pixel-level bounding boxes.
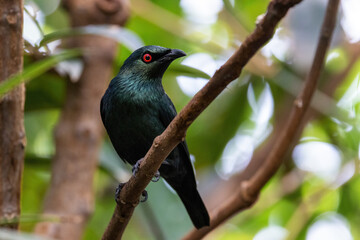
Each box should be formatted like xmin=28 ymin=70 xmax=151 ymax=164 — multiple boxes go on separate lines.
xmin=119 ymin=45 xmax=186 ymax=80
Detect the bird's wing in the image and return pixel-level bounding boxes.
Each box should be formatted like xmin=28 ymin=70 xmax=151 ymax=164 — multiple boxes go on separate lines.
xmin=159 ymin=94 xmax=197 ymax=189
xmin=159 ymin=94 xmax=191 ymax=158
xmin=158 ymin=94 xmax=177 ymax=127
xmin=100 ymin=96 xmax=106 ymax=123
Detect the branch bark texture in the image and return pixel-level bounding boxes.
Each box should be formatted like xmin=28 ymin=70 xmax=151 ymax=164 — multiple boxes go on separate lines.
xmin=184 ymin=0 xmax=340 ymax=239
xmin=0 ymin=0 xmax=25 ymax=230
xmin=34 ymin=0 xmax=129 ymax=239
xmin=102 ymin=0 xmax=303 ymax=239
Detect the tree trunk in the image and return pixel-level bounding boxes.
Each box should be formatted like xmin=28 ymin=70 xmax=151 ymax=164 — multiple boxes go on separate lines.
xmin=34 ymin=0 xmax=129 ymax=239
xmin=0 ymin=0 xmax=25 ymax=230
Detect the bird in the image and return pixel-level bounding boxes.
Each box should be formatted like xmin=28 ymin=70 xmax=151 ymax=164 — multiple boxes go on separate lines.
xmin=100 ymin=45 xmax=210 ymax=229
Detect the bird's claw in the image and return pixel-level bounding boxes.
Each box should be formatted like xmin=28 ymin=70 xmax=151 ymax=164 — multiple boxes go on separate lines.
xmin=132 ymin=158 xmax=144 ymax=176
xmin=115 ymin=182 xmax=148 ymax=203
xmin=151 ymin=171 xmax=160 ymax=182
xmin=133 ymin=158 xmax=161 ymax=182
xmin=115 ymin=183 xmax=126 ymax=204
xmin=141 ymin=190 xmax=148 ymax=202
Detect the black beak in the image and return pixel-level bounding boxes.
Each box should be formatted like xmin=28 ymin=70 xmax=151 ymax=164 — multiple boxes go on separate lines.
xmin=162 ymin=49 xmax=186 ymax=62
xmin=169 ymin=49 xmax=186 ymax=58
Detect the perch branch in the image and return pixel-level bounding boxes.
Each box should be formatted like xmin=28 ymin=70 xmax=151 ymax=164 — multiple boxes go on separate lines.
xmin=102 ymin=0 xmax=303 ymax=239
xmin=184 ymin=0 xmax=340 ymax=239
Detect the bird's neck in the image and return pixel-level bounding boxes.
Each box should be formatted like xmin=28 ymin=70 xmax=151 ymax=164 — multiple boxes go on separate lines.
xmin=110 ymin=74 xmax=165 ymax=103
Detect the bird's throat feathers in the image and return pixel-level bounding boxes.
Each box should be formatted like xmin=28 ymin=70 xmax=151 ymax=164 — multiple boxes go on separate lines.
xmin=108 ymin=70 xmax=165 ymax=103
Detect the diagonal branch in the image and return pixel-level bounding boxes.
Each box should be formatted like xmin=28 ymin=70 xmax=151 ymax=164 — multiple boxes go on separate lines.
xmin=101 ymin=0 xmax=303 ymax=239
xmin=183 ymin=0 xmax=340 ymax=239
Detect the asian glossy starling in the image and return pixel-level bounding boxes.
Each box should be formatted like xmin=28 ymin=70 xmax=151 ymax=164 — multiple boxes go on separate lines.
xmin=100 ymin=45 xmax=210 ymax=229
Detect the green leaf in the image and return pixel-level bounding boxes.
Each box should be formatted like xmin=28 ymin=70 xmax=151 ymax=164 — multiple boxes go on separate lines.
xmin=325 ymin=48 xmax=349 ymax=73
xmin=30 ymin=0 xmax=60 ymax=15
xmin=168 ymin=63 xmax=211 ymax=79
xmin=25 ymin=73 xmax=65 ymax=111
xmin=0 ymin=49 xmax=82 ymax=97
xmin=40 ymin=26 xmax=144 ymax=51
xmin=40 ymin=28 xmax=82 ymax=46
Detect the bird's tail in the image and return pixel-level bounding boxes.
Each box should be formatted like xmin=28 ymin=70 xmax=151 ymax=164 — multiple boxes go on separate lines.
xmin=167 ymin=177 xmax=210 ymax=229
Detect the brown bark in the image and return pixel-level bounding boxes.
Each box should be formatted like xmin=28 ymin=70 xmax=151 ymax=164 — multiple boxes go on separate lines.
xmin=184 ymin=0 xmax=339 ymax=238
xmin=101 ymin=0 xmax=303 ymax=239
xmin=34 ymin=0 xmax=129 ymax=239
xmin=0 ymin=0 xmax=25 ymax=230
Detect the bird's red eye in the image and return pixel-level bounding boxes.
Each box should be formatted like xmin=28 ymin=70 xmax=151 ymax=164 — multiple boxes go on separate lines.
xmin=143 ymin=53 xmax=152 ymax=63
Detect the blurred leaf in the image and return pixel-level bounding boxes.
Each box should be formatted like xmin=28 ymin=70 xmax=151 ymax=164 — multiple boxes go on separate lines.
xmin=30 ymin=0 xmax=60 ymax=15
xmin=338 ymin=176 xmax=360 ymax=239
xmin=24 ymin=110 xmax=59 ymax=156
xmin=0 ymin=49 xmax=81 ymax=97
xmin=152 ymin=0 xmax=183 ymax=16
xmin=301 ymin=120 xmax=331 ymax=143
xmin=24 ymin=72 xmax=65 ymax=111
xmin=231 ymin=0 xmax=268 ymax=31
xmin=168 ymin=63 xmax=211 ymax=79
xmin=213 ymin=229 xmax=253 ymax=240
xmin=335 ymin=59 xmax=360 ymax=101
xmin=25 ymin=153 xmax=51 ymax=166
xmin=21 ymin=165 xmax=51 ymax=232
xmin=130 ymin=0 xmax=224 ymax=53
xmin=40 ymin=26 xmax=144 ymax=51
xmin=44 ymin=7 xmax=69 ymax=31
xmin=313 ymin=190 xmax=339 ymax=213
xmin=1 ymin=214 xmax=58 ymax=225
xmin=325 ymin=48 xmax=349 ymax=74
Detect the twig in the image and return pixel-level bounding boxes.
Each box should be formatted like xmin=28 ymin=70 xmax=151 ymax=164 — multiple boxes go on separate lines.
xmin=183 ymin=0 xmax=340 ymax=239
xmin=24 ymin=6 xmax=50 ymax=53
xmin=101 ymin=0 xmax=303 ymax=239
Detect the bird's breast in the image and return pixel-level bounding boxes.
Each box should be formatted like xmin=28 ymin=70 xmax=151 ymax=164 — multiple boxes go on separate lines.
xmin=104 ymin=97 xmax=165 ymax=164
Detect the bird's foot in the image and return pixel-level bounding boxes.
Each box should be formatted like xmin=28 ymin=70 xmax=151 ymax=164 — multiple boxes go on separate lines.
xmin=133 ymin=158 xmax=161 ymax=182
xmin=115 ymin=183 xmax=126 ymax=204
xmin=151 ymin=171 xmax=160 ymax=182
xmin=141 ymin=190 xmax=148 ymax=202
xmin=132 ymin=158 xmax=144 ymax=177
xmin=115 ymin=182 xmax=148 ymax=203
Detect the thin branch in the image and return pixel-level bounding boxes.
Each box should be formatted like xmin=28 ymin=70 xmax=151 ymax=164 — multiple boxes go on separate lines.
xmin=101 ymin=0 xmax=303 ymax=239
xmin=183 ymin=0 xmax=340 ymax=239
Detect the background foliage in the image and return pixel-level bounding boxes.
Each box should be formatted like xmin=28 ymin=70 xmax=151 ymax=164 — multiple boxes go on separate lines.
xmin=8 ymin=0 xmax=359 ymax=239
